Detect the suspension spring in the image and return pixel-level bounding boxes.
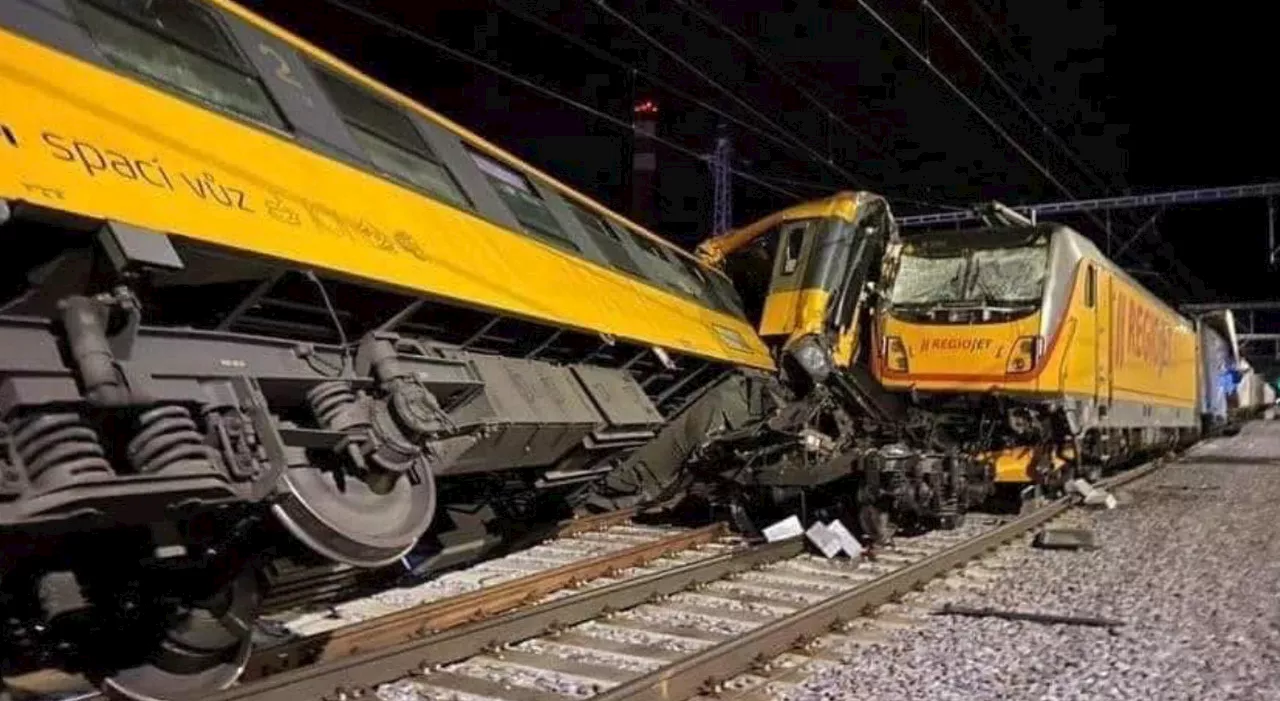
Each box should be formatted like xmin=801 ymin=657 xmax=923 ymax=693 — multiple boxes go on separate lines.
xmin=307 ymin=381 xmax=361 ymax=430
xmin=11 ymin=412 xmax=112 ymax=488
xmin=127 ymin=405 xmax=213 ymax=473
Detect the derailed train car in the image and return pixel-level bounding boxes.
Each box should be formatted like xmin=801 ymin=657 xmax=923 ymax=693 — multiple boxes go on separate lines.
xmin=870 ymin=219 xmax=1247 ymax=499
xmin=0 ymin=0 xmax=774 ymax=696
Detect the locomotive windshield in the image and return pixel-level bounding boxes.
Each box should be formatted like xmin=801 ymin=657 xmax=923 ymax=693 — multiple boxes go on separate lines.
xmin=888 ymin=229 xmax=1050 ymax=314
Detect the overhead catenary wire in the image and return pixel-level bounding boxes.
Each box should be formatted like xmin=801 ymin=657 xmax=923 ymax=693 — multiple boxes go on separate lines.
xmin=590 ymin=0 xmax=961 ymax=211
xmin=920 ymin=0 xmax=1113 ymax=195
xmin=316 ymin=0 xmax=803 ymax=200
xmin=589 ymin=0 xmax=876 ymax=191
xmin=849 ymin=0 xmax=1081 ymax=204
xmin=669 ymin=0 xmax=887 ymax=160
xmin=491 ymin=0 xmax=850 ymax=190
xmin=853 ymin=1 xmax=1206 ymax=298
xmin=922 ymin=1 xmax=1191 ymax=287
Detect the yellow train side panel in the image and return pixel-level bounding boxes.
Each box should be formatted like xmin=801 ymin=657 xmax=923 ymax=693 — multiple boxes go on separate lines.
xmin=0 ymin=29 xmax=772 ymax=370
xmin=877 ymin=258 xmax=1198 ymax=413
xmin=1104 ymin=269 xmax=1199 ymax=410
xmin=758 ymin=288 xmax=829 ymax=340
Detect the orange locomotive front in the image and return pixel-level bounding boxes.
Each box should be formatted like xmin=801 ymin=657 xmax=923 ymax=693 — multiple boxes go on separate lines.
xmin=873 ymin=222 xmax=1199 ymax=496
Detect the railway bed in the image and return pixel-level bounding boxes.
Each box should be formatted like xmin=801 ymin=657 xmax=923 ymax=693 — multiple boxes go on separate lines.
xmin=777 ymin=424 xmax=1280 ymax=701
xmin=177 ymin=452 xmax=1171 ymax=701
xmin=3 ymin=511 xmax=738 ymax=701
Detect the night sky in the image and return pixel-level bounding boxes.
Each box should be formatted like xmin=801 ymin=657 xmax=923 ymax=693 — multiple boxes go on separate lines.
xmin=242 ymin=0 xmax=1278 ymax=306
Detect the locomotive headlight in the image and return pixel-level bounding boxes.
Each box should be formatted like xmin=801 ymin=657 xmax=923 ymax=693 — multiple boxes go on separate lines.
xmin=1006 ymin=335 xmax=1042 ymax=374
xmin=788 ymin=335 xmax=832 ymax=384
xmin=884 ymin=336 xmax=909 ymax=372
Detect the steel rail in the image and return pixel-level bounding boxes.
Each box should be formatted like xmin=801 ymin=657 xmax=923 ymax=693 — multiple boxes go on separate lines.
xmin=243 ymin=521 xmax=726 ymax=680
xmin=590 ymin=457 xmax=1168 ymax=701
xmin=201 ymin=539 xmax=803 ymax=701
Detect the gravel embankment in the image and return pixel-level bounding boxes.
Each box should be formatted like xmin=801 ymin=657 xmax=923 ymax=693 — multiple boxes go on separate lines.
xmin=787 ymin=423 xmax=1280 ymax=701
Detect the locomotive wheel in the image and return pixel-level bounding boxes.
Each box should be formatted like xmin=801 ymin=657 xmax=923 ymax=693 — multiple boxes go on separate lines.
xmin=98 ymin=568 xmax=258 ymax=701
xmin=273 ymin=459 xmax=437 ymax=568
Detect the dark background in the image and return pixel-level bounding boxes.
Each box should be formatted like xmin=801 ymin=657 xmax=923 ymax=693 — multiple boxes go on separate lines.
xmin=241 ymin=0 xmax=1277 ymax=306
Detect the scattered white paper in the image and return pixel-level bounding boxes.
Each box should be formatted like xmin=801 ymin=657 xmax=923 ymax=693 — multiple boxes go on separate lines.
xmin=826 ymin=519 xmax=864 ymax=558
xmin=805 ymin=521 xmax=842 ymax=558
xmin=762 ymin=515 xmax=804 ymax=542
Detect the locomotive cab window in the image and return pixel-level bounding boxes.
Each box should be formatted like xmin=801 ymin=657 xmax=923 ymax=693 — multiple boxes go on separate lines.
xmin=311 ymin=66 xmax=469 ymax=208
xmin=71 ymin=0 xmax=286 ymax=129
xmin=780 ymin=222 xmax=807 ymax=275
xmin=1084 ymin=264 xmax=1096 ymax=308
xmin=468 ymin=149 xmax=578 ymax=252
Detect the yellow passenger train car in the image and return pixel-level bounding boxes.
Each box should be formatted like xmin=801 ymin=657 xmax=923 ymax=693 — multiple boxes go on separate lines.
xmin=0 ymin=0 xmax=770 ymax=697
xmin=873 ymin=221 xmax=1200 ymax=490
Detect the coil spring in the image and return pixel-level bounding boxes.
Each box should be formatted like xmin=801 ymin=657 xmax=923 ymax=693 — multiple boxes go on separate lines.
xmin=307 ymin=381 xmax=358 ymax=429
xmin=11 ymin=413 xmax=112 ymax=488
xmin=127 ymin=405 xmax=212 ymax=473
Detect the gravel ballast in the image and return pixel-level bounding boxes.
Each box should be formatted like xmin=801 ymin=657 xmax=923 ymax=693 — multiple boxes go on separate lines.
xmin=787 ymin=423 xmax=1280 ymax=701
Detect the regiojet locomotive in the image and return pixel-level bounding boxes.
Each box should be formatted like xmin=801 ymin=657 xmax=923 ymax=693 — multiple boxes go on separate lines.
xmin=871 ymin=215 xmax=1238 ymax=499
xmin=0 ymin=0 xmax=773 ymax=697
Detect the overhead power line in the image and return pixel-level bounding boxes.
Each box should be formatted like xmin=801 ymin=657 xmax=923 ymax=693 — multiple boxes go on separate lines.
xmin=849 ymin=0 xmax=1080 ymax=203
xmin=669 ymin=0 xmax=887 ymax=160
xmin=590 ymin=0 xmax=875 ymax=190
xmin=491 ymin=0 xmax=846 ymax=192
xmin=920 ymin=1 xmax=1111 ymax=195
xmin=592 ymin=0 xmax=962 ymax=211
xmin=898 ymin=181 xmax=1280 ymax=226
xmin=317 ymin=0 xmax=802 ymax=200
xmin=852 ymin=1 xmax=1201 ymax=292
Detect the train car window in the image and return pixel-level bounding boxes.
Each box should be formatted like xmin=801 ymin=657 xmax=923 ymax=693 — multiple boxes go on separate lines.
xmin=670 ymin=254 xmax=743 ymax=316
xmin=706 ymin=272 xmax=747 ymax=317
xmin=1085 ymin=264 xmax=1096 ymax=308
xmin=71 ymin=0 xmax=286 ymax=128
xmin=567 ymin=203 xmax=648 ymax=277
xmin=468 ymin=150 xmax=578 ymax=252
xmin=311 ymin=66 xmax=469 ymax=208
xmin=624 ymin=230 xmax=698 ymax=295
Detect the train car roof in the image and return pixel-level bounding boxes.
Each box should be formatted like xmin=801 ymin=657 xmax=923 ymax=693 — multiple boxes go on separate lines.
xmin=208 ymin=0 xmax=721 ymax=279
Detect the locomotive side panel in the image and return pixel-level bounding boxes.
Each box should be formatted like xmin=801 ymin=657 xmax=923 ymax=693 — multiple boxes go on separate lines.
xmin=1103 ymin=266 xmax=1199 ymax=424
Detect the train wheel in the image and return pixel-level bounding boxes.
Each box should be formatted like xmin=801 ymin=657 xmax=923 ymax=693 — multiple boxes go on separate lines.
xmin=273 ymin=459 xmax=437 ymax=569
xmin=97 ymin=568 xmax=258 ymax=701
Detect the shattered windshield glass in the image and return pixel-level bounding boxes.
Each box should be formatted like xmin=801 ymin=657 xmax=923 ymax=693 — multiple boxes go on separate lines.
xmin=890 ymin=244 xmax=1048 ymax=307
xmin=889 ymin=255 xmax=966 ymax=304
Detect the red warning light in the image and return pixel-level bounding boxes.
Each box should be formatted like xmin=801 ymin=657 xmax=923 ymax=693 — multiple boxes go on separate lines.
xmin=633 ymin=99 xmax=659 ymax=116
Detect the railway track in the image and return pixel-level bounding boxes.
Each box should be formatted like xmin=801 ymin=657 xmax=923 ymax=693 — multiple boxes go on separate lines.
xmin=194 ymin=457 xmax=1171 ymax=701
xmin=246 ymin=521 xmax=737 ymax=680
xmin=1 ymin=508 xmax=697 ymax=701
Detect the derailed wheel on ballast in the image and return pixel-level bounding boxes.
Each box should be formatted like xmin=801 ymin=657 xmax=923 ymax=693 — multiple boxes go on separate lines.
xmin=273 ymin=458 xmax=437 ymax=568
xmin=97 ymin=569 xmax=258 ymax=701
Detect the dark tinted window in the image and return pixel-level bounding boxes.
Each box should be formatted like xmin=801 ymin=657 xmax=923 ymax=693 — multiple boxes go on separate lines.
xmin=619 ymin=225 xmax=744 ymax=317
xmin=312 ymin=66 xmax=469 ymax=207
xmin=469 ymin=149 xmax=577 ymax=251
xmin=568 ymin=202 xmax=648 ymax=277
xmin=72 ymin=0 xmax=285 ymax=128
